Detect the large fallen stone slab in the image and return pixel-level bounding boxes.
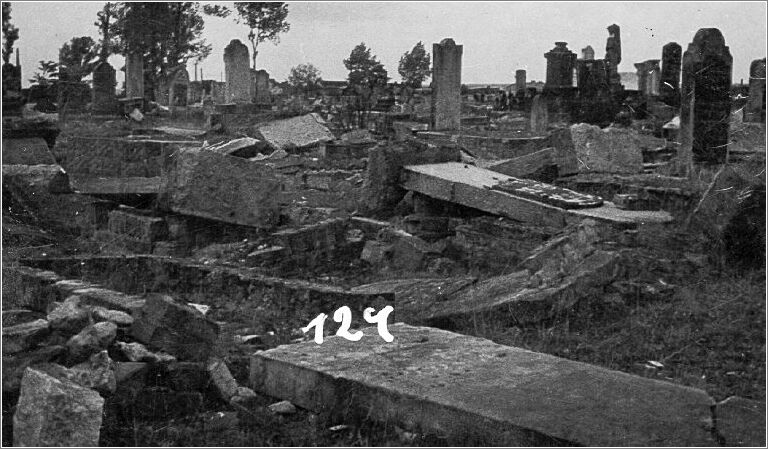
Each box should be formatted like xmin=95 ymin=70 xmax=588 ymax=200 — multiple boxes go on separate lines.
xmin=570 ymin=123 xmax=645 ymax=174
xmin=2 ymin=137 xmax=57 ymax=165
xmin=204 ymin=136 xmax=266 ymax=158
xmin=350 ymin=277 xmax=476 ymax=309
xmin=108 ymin=208 xmax=167 ymax=243
xmin=2 ymin=163 xmax=71 ymax=193
xmin=483 ymin=147 xmax=557 ymax=179
xmin=70 ymin=176 xmax=160 ymax=195
xmin=13 ymin=366 xmax=104 ymax=447
xmin=402 ymin=162 xmax=673 ymax=228
xmin=256 ymin=113 xmax=335 ymax=151
xmin=158 ymin=146 xmax=281 ymax=228
xmin=251 ymin=324 xmax=716 ymax=446
xmin=130 ymin=294 xmax=220 ymax=361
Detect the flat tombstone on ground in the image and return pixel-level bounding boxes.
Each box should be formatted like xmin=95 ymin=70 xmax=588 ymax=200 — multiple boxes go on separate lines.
xmin=253 ymin=69 xmax=270 ymax=104
xmin=92 ymin=61 xmax=118 ymax=114
xmin=660 ymin=42 xmax=682 ymax=107
xmin=125 ymin=53 xmax=144 ymax=100
xmin=680 ymin=28 xmax=733 ymax=167
xmin=746 ymin=58 xmax=766 ymax=123
xmin=529 ymin=94 xmax=549 ymax=134
xmin=431 ymin=38 xmax=463 ymax=131
xmin=224 ymin=39 xmax=251 ymax=103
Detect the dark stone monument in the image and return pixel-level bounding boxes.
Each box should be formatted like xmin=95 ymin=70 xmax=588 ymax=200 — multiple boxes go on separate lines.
xmin=745 ymin=58 xmax=766 ymax=123
xmin=431 ymin=38 xmax=463 ymax=131
xmin=581 ymin=45 xmax=595 ymax=61
xmin=660 ymin=42 xmax=682 ymax=107
xmin=3 ymin=48 xmax=24 ymax=115
xmin=224 ymin=39 xmax=251 ymax=104
xmin=605 ymin=24 xmax=622 ymax=91
xmin=515 ymin=69 xmax=526 ymax=95
xmin=544 ymin=42 xmax=577 ymax=91
xmin=91 ymin=61 xmax=118 ymax=115
xmin=680 ymin=28 xmax=732 ymax=166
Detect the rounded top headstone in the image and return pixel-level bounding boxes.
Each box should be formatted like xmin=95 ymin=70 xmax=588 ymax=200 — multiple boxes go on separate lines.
xmin=750 ymin=58 xmax=766 ymax=78
xmin=439 ymin=38 xmax=457 ymax=46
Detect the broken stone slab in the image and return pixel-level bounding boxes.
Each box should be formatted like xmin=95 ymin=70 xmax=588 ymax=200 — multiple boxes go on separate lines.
xmin=2 ymin=137 xmax=57 ymax=165
xmin=2 ymin=318 xmax=50 ymax=354
xmin=130 ymin=294 xmax=220 ymax=361
xmin=350 ymin=277 xmax=476 ymax=308
xmin=68 ymin=286 xmax=145 ymax=314
xmin=255 ymin=113 xmax=335 ymax=151
xmin=268 ymin=400 xmax=297 ymax=415
xmin=420 ymin=250 xmax=621 ymax=326
xmin=715 ymin=396 xmax=766 ymax=447
xmin=2 ymin=309 xmax=45 ymax=327
xmin=157 ymin=145 xmax=281 ymax=228
xmin=2 ymin=345 xmax=66 ymax=393
xmin=37 ymin=350 xmax=117 ymax=395
xmin=484 ymin=147 xmax=557 ymax=179
xmin=2 ymin=163 xmax=71 ymax=194
xmin=251 ymin=323 xmax=717 ymax=446
xmin=108 ymin=208 xmax=168 ymax=243
xmin=70 ymin=176 xmax=161 ymax=195
xmin=14 ymin=367 xmax=104 ymax=447
xmin=115 ymin=341 xmax=176 ymax=363
xmin=3 ymin=261 xmax=61 ymax=312
xmin=570 ymin=123 xmax=645 ymax=174
xmin=47 ymin=295 xmax=90 ymax=335
xmin=207 ymin=357 xmax=239 ymax=402
xmin=204 ymin=136 xmax=265 ymax=158
xmin=91 ymin=306 xmax=134 ymax=327
xmin=66 ymin=321 xmax=117 ymax=364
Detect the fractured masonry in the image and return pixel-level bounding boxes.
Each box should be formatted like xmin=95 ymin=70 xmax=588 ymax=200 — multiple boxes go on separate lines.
xmin=224 ymin=39 xmax=251 ymax=104
xmin=746 ymin=58 xmax=766 ymax=123
xmin=431 ymin=38 xmax=463 ymax=131
xmin=679 ymin=28 xmax=733 ymax=166
xmin=660 ymin=42 xmax=682 ymax=107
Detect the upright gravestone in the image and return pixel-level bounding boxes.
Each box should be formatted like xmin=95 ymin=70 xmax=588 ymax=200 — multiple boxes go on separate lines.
xmin=529 ymin=94 xmax=549 ymax=134
xmin=167 ymin=66 xmax=190 ymax=108
xmin=642 ymin=60 xmax=661 ymax=96
xmin=581 ymin=45 xmax=595 ymax=61
xmin=92 ymin=61 xmax=117 ymax=114
xmin=679 ymin=28 xmax=732 ymax=166
xmin=544 ymin=42 xmax=577 ymax=91
xmin=515 ymin=69 xmax=526 ymax=96
xmin=224 ymin=39 xmax=251 ymax=104
xmin=745 ymin=58 xmax=766 ymax=123
xmin=431 ymin=38 xmax=463 ymax=131
xmin=253 ymin=69 xmax=271 ymax=104
xmin=605 ymin=24 xmax=622 ymax=90
xmin=634 ymin=62 xmax=648 ymax=94
xmin=125 ymin=53 xmax=144 ymax=100
xmin=660 ymin=42 xmax=682 ymax=107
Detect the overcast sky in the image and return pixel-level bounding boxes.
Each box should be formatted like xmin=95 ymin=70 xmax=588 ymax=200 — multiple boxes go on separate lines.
xmin=9 ymin=1 xmax=768 ymax=88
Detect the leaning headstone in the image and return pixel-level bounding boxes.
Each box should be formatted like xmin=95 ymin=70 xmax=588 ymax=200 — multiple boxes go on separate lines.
xmin=253 ymin=69 xmax=271 ymax=104
xmin=125 ymin=52 xmax=144 ymax=100
xmin=529 ymin=95 xmax=549 ymax=134
xmin=660 ymin=42 xmax=682 ymax=107
xmin=431 ymin=38 xmax=463 ymax=131
xmin=679 ymin=28 xmax=733 ymax=167
xmin=745 ymin=58 xmax=766 ymax=123
xmin=92 ymin=61 xmax=118 ymax=114
xmin=13 ymin=367 xmax=104 ymax=447
xmin=224 ymin=39 xmax=251 ymax=103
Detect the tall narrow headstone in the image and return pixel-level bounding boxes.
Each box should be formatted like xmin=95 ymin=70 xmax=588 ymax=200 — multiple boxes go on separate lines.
xmin=253 ymin=69 xmax=271 ymax=104
xmin=125 ymin=53 xmax=144 ymax=99
xmin=660 ymin=42 xmax=682 ymax=107
xmin=515 ymin=69 xmax=526 ymax=95
xmin=679 ymin=28 xmax=732 ymax=166
xmin=581 ymin=45 xmax=595 ymax=61
xmin=634 ymin=62 xmax=648 ymax=94
xmin=643 ymin=60 xmax=661 ymax=96
xmin=544 ymin=42 xmax=577 ymax=90
xmin=92 ymin=61 xmax=117 ymax=114
xmin=605 ymin=24 xmax=622 ymax=89
xmin=745 ymin=58 xmax=766 ymax=123
xmin=529 ymin=94 xmax=549 ymax=134
xmin=224 ymin=39 xmax=251 ymax=104
xmin=431 ymin=38 xmax=463 ymax=131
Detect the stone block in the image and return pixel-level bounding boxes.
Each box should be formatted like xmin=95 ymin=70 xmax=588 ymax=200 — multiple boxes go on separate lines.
xmin=569 ymin=123 xmax=644 ymax=174
xmin=2 ymin=319 xmax=50 ymax=354
xmin=108 ymin=208 xmax=168 ymax=243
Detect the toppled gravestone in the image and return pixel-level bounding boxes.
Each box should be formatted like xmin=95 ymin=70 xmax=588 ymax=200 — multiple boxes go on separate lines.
xmin=130 ymin=294 xmax=220 ymax=361
xmin=256 ymin=113 xmax=335 ymax=151
xmin=157 ymin=145 xmax=281 ymax=228
xmin=13 ymin=367 xmax=104 ymax=447
xmin=569 ymin=123 xmax=644 ymax=174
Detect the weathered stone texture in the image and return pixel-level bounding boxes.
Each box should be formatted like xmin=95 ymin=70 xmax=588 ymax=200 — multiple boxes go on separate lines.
xmin=431 ymin=38 xmax=463 ymax=130
xmin=224 ymin=39 xmax=251 ymax=103
xmin=660 ymin=42 xmax=682 ymax=107
xmin=569 ymin=123 xmax=644 ymax=174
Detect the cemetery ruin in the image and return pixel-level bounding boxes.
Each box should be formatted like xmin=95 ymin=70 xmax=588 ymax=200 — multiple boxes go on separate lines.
xmin=1 ymin=2 xmax=766 ymax=447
